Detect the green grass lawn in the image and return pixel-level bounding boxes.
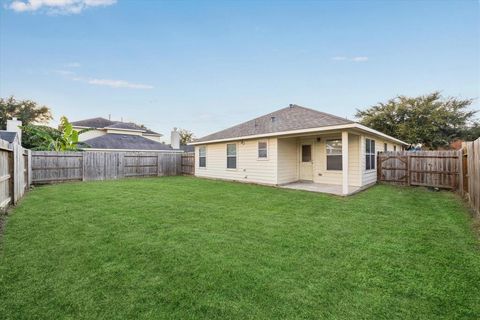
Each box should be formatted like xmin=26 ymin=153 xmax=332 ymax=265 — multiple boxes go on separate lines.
xmin=0 ymin=177 xmax=479 ymax=319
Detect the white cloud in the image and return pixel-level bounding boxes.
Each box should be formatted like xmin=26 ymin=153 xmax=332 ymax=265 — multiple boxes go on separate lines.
xmin=65 ymin=62 xmax=81 ymax=68
xmin=88 ymin=78 xmax=153 ymax=89
xmin=8 ymin=0 xmax=117 ymax=14
xmin=331 ymin=56 xmax=369 ymax=62
xmin=351 ymin=56 xmax=369 ymax=62
xmin=53 ymin=69 xmax=76 ymax=76
xmin=53 ymin=68 xmax=154 ymax=90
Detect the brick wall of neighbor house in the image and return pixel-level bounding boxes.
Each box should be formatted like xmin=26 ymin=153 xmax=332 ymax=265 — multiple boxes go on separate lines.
xmin=195 ymin=138 xmax=278 ymax=185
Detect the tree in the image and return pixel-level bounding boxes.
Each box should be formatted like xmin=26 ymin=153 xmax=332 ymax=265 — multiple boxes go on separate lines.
xmin=0 ymin=96 xmax=52 ymax=129
xmin=178 ymin=128 xmax=195 ymax=145
xmin=461 ymin=123 xmax=480 ymax=142
xmin=355 ymin=92 xmax=478 ymax=149
xmin=22 ymin=116 xmax=89 ymax=151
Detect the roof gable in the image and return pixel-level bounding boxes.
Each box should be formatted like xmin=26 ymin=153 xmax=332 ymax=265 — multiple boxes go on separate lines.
xmin=196 ymin=104 xmax=353 ymax=142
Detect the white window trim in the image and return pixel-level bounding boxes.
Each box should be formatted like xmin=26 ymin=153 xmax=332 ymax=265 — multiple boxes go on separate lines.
xmin=226 ymin=143 xmax=238 ymax=170
xmin=257 ymin=140 xmax=268 ymax=160
xmin=198 ymin=146 xmax=207 ymax=169
xmin=365 ymin=138 xmax=376 ymax=172
xmin=325 ymin=138 xmax=343 ymax=171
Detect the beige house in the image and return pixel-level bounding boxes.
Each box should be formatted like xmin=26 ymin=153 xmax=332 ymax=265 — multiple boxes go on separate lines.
xmin=190 ymin=104 xmax=408 ymax=195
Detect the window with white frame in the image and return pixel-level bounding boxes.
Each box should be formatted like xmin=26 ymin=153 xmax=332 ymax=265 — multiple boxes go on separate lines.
xmin=394 ymin=145 xmax=397 ymax=151
xmin=226 ymin=144 xmax=237 ymax=169
xmin=258 ymin=141 xmax=267 ymax=159
xmin=326 ymin=139 xmax=342 ymax=170
xmin=199 ymin=146 xmax=206 ymax=168
xmin=365 ymin=138 xmax=376 ymax=170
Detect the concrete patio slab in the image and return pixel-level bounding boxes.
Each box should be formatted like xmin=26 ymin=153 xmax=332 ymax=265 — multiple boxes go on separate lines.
xmin=280 ymin=181 xmax=362 ymax=196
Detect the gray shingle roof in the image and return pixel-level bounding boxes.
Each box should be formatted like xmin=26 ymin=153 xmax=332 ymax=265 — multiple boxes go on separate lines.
xmin=82 ymin=134 xmax=174 ymax=151
xmin=196 ymin=104 xmax=354 ymax=142
xmin=71 ymin=117 xmax=117 ymax=128
xmin=0 ymin=131 xmax=18 ymax=143
xmin=104 ymin=122 xmax=146 ymax=131
xmin=71 ymin=117 xmax=161 ymax=136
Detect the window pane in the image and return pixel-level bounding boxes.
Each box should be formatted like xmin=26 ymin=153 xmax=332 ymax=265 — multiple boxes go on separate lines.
xmin=326 ymin=139 xmax=342 ymax=155
xmin=258 ymin=149 xmax=267 ymax=158
xmin=327 ymin=155 xmax=342 ymax=170
xmin=302 ymin=145 xmax=311 ymax=162
xmin=227 ymin=157 xmax=236 ymax=169
xmin=366 ymin=139 xmax=371 ymax=153
xmin=199 ymin=146 xmax=206 ymax=157
xmin=384 ymin=143 xmax=387 ymax=152
xmin=199 ymin=157 xmax=206 ymax=167
xmin=371 ymin=155 xmax=376 ymax=170
xmin=366 ymin=155 xmax=371 ymax=170
xmin=394 ymin=145 xmax=397 ymax=151
xmin=227 ymin=144 xmax=236 ymax=156
xmin=258 ymin=141 xmax=267 ymax=158
xmin=371 ymin=140 xmax=375 ymax=153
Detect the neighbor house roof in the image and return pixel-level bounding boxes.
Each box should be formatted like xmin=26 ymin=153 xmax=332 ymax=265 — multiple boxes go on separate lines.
xmin=71 ymin=117 xmax=117 ymax=128
xmin=104 ymin=122 xmax=146 ymax=131
xmin=191 ymin=104 xmax=408 ymax=145
xmin=71 ymin=117 xmax=161 ymax=136
xmin=82 ymin=134 xmax=174 ymax=151
xmin=0 ymin=131 xmax=19 ymax=143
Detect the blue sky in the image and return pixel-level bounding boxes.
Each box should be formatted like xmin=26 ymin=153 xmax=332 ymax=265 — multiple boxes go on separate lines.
xmin=1 ymin=0 xmax=478 ymax=140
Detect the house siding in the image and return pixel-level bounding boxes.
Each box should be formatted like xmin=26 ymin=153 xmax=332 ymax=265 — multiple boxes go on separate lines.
xmin=361 ymin=135 xmax=401 ymax=186
xmin=277 ymin=138 xmax=298 ymax=184
xmin=195 ymin=138 xmax=278 ymax=185
xmin=77 ymin=129 xmax=106 ymax=142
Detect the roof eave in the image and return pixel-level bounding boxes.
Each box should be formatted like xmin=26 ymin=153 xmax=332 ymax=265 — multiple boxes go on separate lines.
xmin=189 ymin=123 xmax=408 ymax=146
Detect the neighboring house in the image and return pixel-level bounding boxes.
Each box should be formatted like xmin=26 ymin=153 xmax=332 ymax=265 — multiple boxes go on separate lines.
xmin=190 ymin=104 xmax=408 ymax=195
xmin=0 ymin=118 xmax=22 ymax=147
xmin=71 ymin=117 xmax=182 ymax=152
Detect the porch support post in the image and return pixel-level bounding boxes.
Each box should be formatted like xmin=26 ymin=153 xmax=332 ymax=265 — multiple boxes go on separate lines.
xmin=342 ymin=131 xmax=349 ymax=195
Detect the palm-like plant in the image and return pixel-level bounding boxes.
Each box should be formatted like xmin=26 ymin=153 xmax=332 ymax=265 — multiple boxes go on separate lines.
xmin=22 ymin=116 xmax=90 ymax=151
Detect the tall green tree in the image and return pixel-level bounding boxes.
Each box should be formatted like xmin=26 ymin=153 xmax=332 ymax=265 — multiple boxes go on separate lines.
xmin=0 ymin=96 xmax=52 ymax=129
xmin=178 ymin=128 xmax=195 ymax=145
xmin=355 ymin=92 xmax=478 ymax=149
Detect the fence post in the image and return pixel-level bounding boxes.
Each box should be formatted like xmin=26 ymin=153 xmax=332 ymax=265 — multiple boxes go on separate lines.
xmin=406 ymin=154 xmax=410 ymax=186
xmin=7 ymin=150 xmax=14 ymax=206
xmin=81 ymin=152 xmax=86 ymax=181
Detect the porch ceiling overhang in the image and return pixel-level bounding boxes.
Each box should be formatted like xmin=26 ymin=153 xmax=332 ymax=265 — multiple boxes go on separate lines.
xmin=189 ymin=123 xmax=408 ymax=146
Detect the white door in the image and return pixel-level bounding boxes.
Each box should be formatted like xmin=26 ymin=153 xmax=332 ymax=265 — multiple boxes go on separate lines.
xmin=299 ymin=142 xmax=313 ymax=181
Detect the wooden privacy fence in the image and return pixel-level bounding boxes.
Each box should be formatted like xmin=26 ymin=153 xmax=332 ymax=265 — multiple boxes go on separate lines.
xmin=377 ymin=150 xmax=462 ymax=189
xmin=460 ymin=138 xmax=480 ymax=217
xmin=0 ymin=139 xmax=30 ymax=210
xmin=181 ymin=152 xmax=195 ymax=175
xmin=31 ymin=151 xmax=184 ymax=184
xmin=378 ymin=141 xmax=480 ymax=218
